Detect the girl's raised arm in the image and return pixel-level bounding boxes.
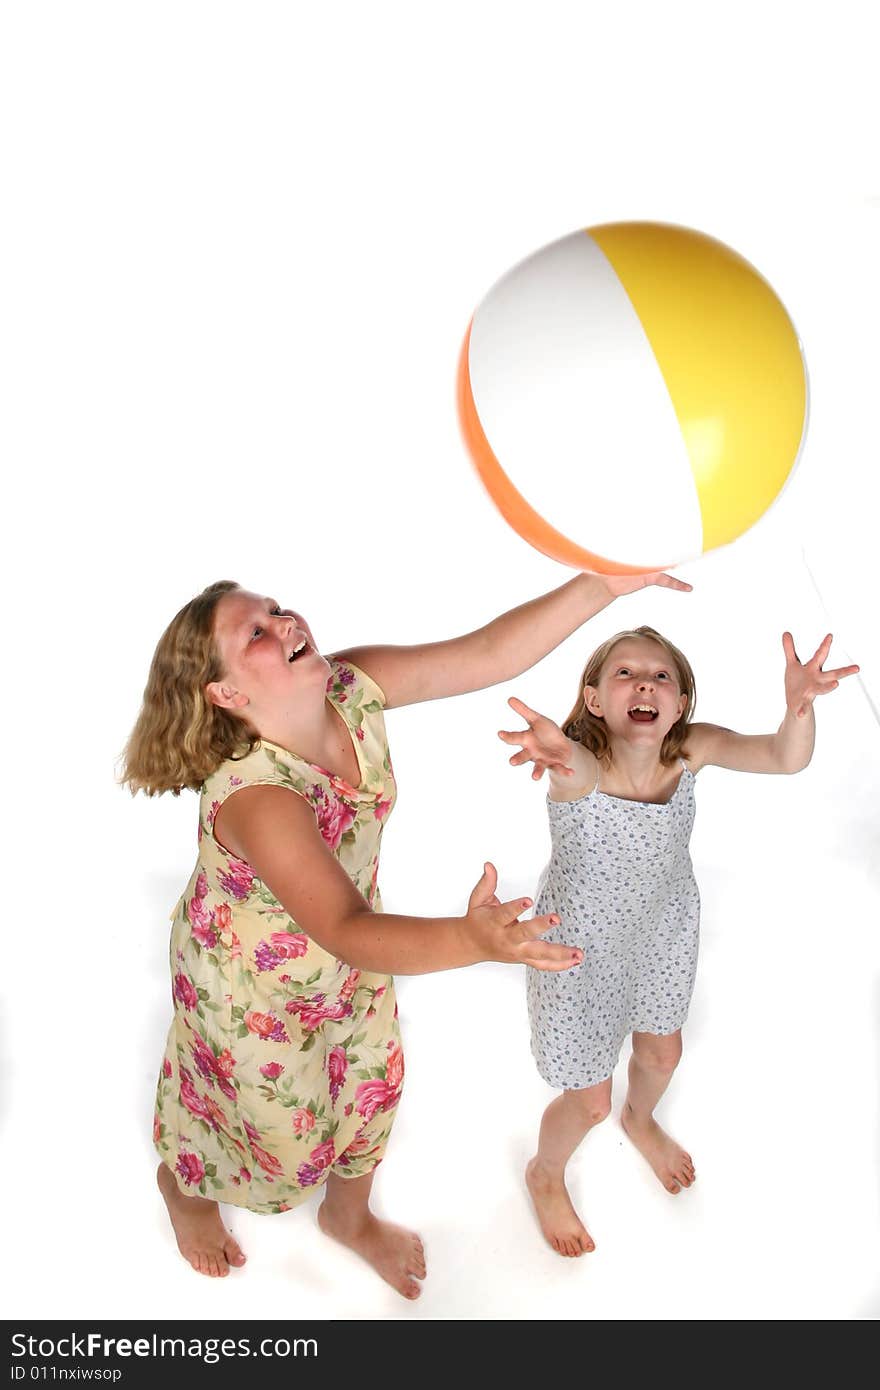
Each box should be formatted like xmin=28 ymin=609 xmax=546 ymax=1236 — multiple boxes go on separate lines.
xmin=498 ymin=696 xmax=598 ymax=800
xmin=212 ymin=787 xmax=582 ymax=975
xmin=333 ymin=570 xmax=691 ymax=709
xmin=685 ymin=632 xmax=859 ymax=776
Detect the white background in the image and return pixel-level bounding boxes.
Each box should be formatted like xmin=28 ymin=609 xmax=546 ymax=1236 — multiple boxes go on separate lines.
xmin=3 ymin=0 xmax=879 ymax=1323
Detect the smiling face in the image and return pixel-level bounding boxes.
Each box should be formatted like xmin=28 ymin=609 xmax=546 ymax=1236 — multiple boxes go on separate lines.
xmin=205 ymin=588 xmax=330 ymax=723
xmin=585 ymin=636 xmax=688 ymax=747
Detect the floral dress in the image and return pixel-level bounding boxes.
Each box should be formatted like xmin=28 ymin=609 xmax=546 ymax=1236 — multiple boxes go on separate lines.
xmin=154 ymin=660 xmax=402 ymax=1214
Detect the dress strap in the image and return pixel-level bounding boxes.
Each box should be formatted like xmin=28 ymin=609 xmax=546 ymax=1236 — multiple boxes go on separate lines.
xmin=590 ymin=761 xmax=602 ymax=795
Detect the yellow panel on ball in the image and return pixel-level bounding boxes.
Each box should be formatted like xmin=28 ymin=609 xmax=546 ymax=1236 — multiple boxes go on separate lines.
xmin=458 ymin=222 xmax=808 ymax=573
xmin=589 ymin=222 xmax=808 ymax=553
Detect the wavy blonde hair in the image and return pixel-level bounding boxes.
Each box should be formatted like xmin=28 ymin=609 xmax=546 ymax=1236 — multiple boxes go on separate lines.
xmin=562 ymin=625 xmax=696 ymax=767
xmin=120 ymin=580 xmax=258 ymax=796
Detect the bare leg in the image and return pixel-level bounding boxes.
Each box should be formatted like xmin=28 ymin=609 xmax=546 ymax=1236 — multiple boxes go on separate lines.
xmin=620 ymin=1030 xmax=695 ymax=1193
xmin=317 ymin=1169 xmax=426 ymax=1300
xmin=156 ymin=1162 xmax=247 ymax=1277
xmin=525 ymin=1078 xmax=612 ymax=1257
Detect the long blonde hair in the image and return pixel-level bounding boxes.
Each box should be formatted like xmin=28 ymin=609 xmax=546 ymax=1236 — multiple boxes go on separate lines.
xmin=562 ymin=625 xmax=696 ymax=767
xmin=120 ymin=580 xmax=257 ymax=796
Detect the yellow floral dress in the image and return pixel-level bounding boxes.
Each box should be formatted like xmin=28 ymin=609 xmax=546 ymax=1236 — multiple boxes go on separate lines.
xmin=154 ymin=659 xmax=402 ymax=1214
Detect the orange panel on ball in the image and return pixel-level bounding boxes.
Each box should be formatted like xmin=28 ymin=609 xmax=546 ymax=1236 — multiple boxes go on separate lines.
xmin=456 ymin=325 xmax=666 ymax=576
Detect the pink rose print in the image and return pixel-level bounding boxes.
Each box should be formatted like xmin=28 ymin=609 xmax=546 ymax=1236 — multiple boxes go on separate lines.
xmin=338 ymin=968 xmax=361 ymax=1002
xmin=336 ymin=666 xmax=356 ymax=688
xmin=328 ymin=1045 xmax=348 ymax=1103
xmin=217 ymin=858 xmax=255 ymax=901
xmin=195 ymin=871 xmax=208 ymax=900
xmin=214 ymin=902 xmax=232 ymax=931
xmin=285 ymin=994 xmax=352 ymax=1031
xmin=355 ymin=727 xmax=365 ymax=742
xmin=175 ymin=1152 xmax=205 ymax=1187
xmin=162 ymin=1058 xmax=172 ymax=1079
xmin=386 ymin=1042 xmax=404 ymax=1092
xmin=214 ymin=1049 xmax=235 ymax=1078
xmin=296 ymin=1137 xmax=336 ymax=1187
xmin=239 ymin=1167 xmax=252 ymax=1182
xmin=245 ymin=1010 xmax=289 ymax=1043
xmin=260 ymin=1062 xmax=284 ymax=1080
xmin=217 ymin=1075 xmax=237 ymax=1103
xmin=243 ymin=1119 xmax=261 ymax=1143
xmin=339 ymin=1135 xmax=375 ymax=1162
xmin=205 ymin=799 xmax=221 ymax=829
xmin=173 ymin=972 xmax=199 ymax=1011
xmin=153 ymin=1112 xmax=161 ymax=1142
xmin=310 ymin=1138 xmax=336 ymax=1170
xmin=204 ymin=1097 xmax=228 ymax=1131
xmin=312 ymin=788 xmax=357 ymax=852
xmin=373 ymin=798 xmax=391 ymax=821
xmin=254 ymin=931 xmax=309 ymax=973
xmin=355 ymin=1078 xmax=401 ymax=1123
xmin=190 ymin=914 xmax=218 ymax=950
xmin=291 ymin=1108 xmax=316 ymax=1135
xmin=250 ymin=1143 xmax=284 ymax=1178
xmin=228 ymin=776 xmax=243 ymax=787
xmin=179 ymin=1073 xmax=212 ymax=1121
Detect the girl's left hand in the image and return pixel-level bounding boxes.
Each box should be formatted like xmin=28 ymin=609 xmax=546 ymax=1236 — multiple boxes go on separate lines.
xmin=597 ymin=570 xmax=692 ymax=596
xmin=783 ymin=631 xmax=860 ymax=718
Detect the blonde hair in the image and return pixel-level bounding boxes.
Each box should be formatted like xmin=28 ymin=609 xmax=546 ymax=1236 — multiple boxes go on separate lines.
xmin=562 ymin=625 xmax=696 ymax=767
xmin=120 ymin=580 xmax=257 ymax=796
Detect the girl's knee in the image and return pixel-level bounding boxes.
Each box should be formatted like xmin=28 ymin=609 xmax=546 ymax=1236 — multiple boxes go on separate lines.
xmin=566 ymin=1084 xmax=612 ymax=1126
xmin=632 ymin=1035 xmax=682 ymax=1074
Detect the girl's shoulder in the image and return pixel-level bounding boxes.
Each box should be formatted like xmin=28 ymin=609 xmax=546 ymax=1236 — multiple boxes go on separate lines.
xmin=325 ymin=655 xmax=387 ymax=711
xmin=681 ymin=722 xmax=728 ymax=774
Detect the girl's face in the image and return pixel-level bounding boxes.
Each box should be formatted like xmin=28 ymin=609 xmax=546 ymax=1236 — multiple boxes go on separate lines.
xmin=585 ymin=637 xmax=687 ymax=747
xmin=206 ymin=589 xmax=330 ymax=718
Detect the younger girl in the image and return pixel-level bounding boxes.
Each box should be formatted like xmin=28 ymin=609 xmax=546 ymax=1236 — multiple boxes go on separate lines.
xmin=499 ymin=625 xmax=858 ymax=1259
xmin=122 ymin=570 xmax=688 ymax=1298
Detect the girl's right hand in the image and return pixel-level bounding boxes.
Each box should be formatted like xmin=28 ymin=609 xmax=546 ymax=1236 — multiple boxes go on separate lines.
xmin=463 ymin=863 xmax=582 ymax=972
xmin=498 ymin=696 xmax=576 ymax=781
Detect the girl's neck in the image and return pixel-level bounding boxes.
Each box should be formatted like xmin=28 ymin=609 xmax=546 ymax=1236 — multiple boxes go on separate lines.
xmin=603 ymin=741 xmax=673 ymax=794
xmin=253 ymin=691 xmax=360 ymax=785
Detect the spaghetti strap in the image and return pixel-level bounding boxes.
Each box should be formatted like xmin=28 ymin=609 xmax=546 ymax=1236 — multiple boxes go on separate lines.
xmin=591 ymin=762 xmax=602 ymax=795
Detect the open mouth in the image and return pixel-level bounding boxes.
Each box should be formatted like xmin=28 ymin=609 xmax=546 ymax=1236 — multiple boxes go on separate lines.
xmin=288 ymin=638 xmax=309 ymax=663
xmin=627 ymin=704 xmax=658 ymax=723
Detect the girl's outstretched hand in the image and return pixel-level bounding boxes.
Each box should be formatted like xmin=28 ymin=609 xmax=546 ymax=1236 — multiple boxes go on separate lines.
xmin=597 ymin=570 xmax=692 ymax=597
xmin=499 ymin=696 xmax=575 ymax=781
xmin=783 ymin=632 xmax=860 ymax=718
xmin=464 ymin=863 xmax=582 ymax=972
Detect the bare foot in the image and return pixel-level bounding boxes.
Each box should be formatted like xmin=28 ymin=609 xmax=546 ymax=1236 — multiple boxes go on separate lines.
xmin=156 ymin=1162 xmax=247 ymax=1277
xmin=525 ymin=1157 xmax=595 ymax=1257
xmin=317 ymin=1201 xmax=426 ymax=1300
xmin=620 ymin=1109 xmax=696 ymax=1194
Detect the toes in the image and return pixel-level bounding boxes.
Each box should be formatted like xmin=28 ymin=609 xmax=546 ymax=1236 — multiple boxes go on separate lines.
xmin=225 ymin=1239 xmax=247 ymax=1267
xmin=401 ymin=1278 xmax=421 ymax=1300
xmin=666 ymin=1179 xmax=681 ymax=1194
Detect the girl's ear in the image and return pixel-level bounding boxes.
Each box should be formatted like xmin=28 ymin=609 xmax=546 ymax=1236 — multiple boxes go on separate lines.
xmin=205 ymin=681 xmax=249 ymax=711
xmin=584 ymin=684 xmax=603 ymax=718
xmin=677 ymin=692 xmax=687 ymax=719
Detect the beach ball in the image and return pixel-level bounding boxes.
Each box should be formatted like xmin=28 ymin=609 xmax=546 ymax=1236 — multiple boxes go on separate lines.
xmin=457 ymin=222 xmax=808 ymax=574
